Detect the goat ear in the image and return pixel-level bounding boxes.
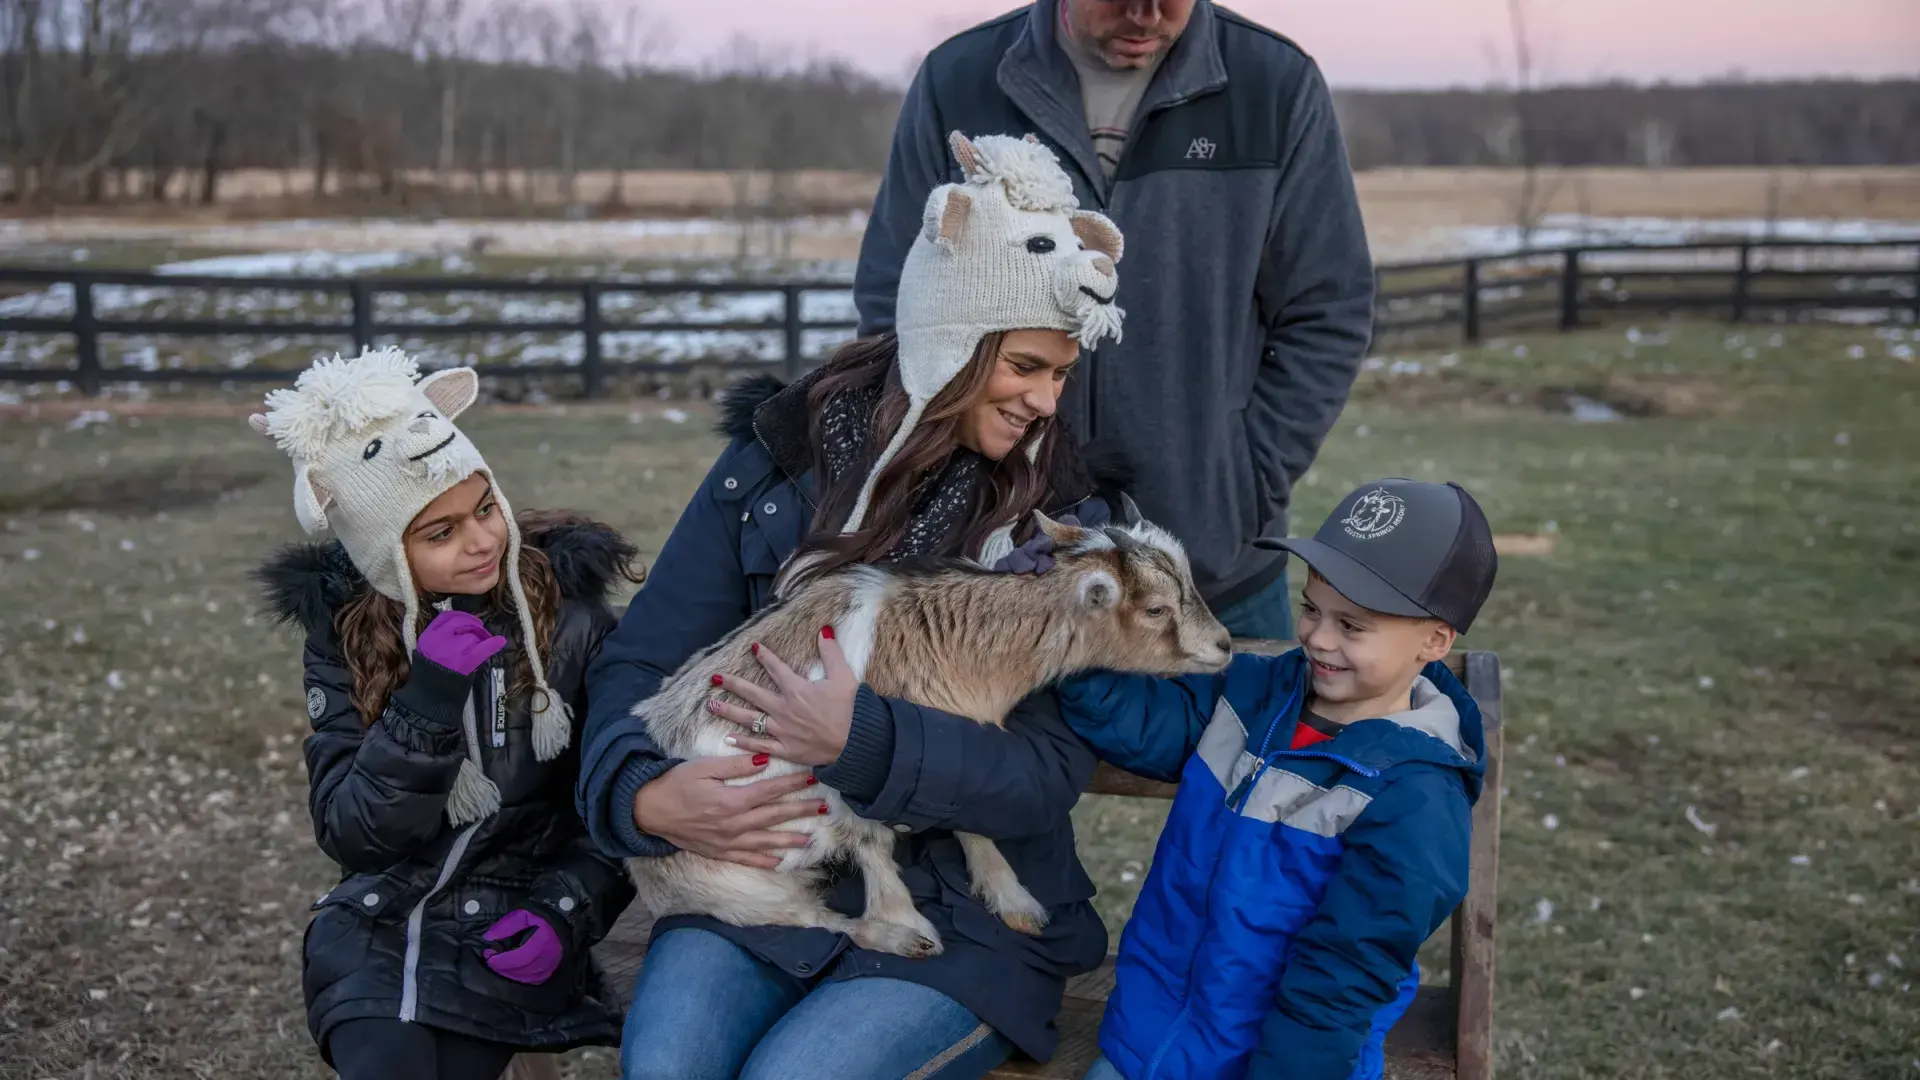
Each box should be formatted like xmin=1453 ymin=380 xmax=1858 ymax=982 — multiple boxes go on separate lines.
xmin=248 ymin=413 xmax=270 ymax=437
xmin=1077 ymin=569 xmax=1120 ymax=613
xmin=1033 ymin=510 xmax=1082 ymax=543
xmin=419 ymin=367 xmax=479 ymax=419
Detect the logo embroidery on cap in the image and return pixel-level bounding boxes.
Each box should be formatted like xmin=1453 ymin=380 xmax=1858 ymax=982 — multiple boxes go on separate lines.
xmin=1341 ymin=488 xmax=1406 ymax=540
xmin=307 ymin=686 xmax=327 ymax=720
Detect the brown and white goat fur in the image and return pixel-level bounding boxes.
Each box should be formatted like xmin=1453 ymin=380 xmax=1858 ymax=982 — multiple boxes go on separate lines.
xmin=627 ymin=510 xmax=1232 ymax=957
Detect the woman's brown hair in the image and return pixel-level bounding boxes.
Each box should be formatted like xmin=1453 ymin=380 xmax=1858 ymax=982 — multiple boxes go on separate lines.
xmin=332 ymin=512 xmax=637 ymax=727
xmin=797 ymin=331 xmax=1058 ymax=578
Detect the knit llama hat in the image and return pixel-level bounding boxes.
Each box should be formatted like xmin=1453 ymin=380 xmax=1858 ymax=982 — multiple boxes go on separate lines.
xmin=248 ymin=346 xmax=569 ymax=825
xmin=842 ymin=130 xmax=1126 ymax=534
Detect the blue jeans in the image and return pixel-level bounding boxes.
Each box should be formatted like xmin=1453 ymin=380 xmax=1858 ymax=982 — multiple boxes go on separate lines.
xmin=620 ymin=928 xmax=1014 ymax=1080
xmin=1212 ymin=565 xmax=1294 ymax=641
xmin=1082 ymin=1056 xmax=1125 ymax=1080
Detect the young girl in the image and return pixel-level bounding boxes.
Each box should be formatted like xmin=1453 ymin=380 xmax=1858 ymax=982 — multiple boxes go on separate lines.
xmin=250 ymin=347 xmax=641 ymax=1079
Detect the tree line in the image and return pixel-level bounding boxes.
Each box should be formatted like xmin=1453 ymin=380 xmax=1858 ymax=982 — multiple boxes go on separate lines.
xmin=1 ymin=0 xmax=1913 ymax=208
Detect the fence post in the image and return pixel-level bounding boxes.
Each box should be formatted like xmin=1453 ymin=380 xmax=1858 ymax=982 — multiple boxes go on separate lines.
xmin=580 ymin=282 xmax=604 ymax=399
xmin=1559 ymin=248 xmax=1582 ymax=331
xmin=73 ymin=274 xmax=101 ymax=397
xmin=782 ymin=285 xmax=803 ymax=380
xmin=1461 ymin=259 xmax=1482 ymax=345
xmin=349 ymin=280 xmax=374 ymax=353
xmin=1910 ymin=243 xmax=1920 ymax=326
xmin=1731 ymin=242 xmax=1753 ymax=323
xmin=1368 ymin=265 xmax=1383 ymax=349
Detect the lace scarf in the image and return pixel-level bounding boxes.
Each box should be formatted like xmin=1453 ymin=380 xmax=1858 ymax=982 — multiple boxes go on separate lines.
xmin=817 ymin=383 xmax=986 ymax=559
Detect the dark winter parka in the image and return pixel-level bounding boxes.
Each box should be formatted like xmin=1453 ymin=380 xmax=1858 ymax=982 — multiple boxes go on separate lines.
xmin=256 ymin=515 xmax=639 ymax=1060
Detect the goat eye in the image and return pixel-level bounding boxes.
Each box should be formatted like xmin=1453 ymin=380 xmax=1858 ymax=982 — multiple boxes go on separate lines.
xmin=1144 ymin=605 xmax=1170 ymax=619
xmin=362 ymin=438 xmax=383 ymax=460
xmin=1025 ymin=235 xmax=1056 ymax=254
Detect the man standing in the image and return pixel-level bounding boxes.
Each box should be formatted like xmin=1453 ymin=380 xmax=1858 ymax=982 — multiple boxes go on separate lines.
xmin=854 ymin=0 xmax=1375 ymax=637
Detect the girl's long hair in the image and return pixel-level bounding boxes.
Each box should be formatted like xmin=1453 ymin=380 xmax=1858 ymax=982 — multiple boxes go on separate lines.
xmin=332 ymin=511 xmax=627 ymax=727
xmin=797 ymin=332 xmax=1058 ymax=578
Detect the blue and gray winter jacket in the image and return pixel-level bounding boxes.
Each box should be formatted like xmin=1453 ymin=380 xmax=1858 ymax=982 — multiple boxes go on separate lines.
xmin=1057 ymin=650 xmax=1484 ymax=1080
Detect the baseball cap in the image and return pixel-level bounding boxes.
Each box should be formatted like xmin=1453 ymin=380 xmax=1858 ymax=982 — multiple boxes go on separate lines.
xmin=1255 ymin=478 xmax=1498 ymax=633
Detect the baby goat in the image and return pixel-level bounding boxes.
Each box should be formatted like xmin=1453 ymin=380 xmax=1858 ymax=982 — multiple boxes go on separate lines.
xmin=628 ymin=510 xmax=1232 ymax=958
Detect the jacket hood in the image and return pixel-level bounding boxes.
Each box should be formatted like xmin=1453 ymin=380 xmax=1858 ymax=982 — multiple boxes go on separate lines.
xmin=1260 ymin=650 xmax=1487 ymax=803
xmin=714 ymin=369 xmax=1138 ymax=516
xmin=253 ymin=512 xmax=639 ymax=637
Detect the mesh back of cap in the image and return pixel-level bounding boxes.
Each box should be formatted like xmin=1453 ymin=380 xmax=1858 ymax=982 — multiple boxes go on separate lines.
xmin=1426 ymin=484 xmax=1498 ymax=632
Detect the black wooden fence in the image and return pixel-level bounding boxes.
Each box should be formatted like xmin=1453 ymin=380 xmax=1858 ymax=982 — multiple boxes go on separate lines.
xmin=1 ymin=238 xmax=1914 ymax=398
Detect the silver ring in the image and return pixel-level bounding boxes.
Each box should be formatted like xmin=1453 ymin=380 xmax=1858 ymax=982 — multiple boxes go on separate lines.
xmin=750 ymin=712 xmax=769 ymax=737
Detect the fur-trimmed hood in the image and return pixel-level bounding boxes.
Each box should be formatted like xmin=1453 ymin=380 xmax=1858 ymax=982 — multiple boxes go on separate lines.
xmin=253 ymin=512 xmax=640 ymax=637
xmin=715 ymin=370 xmax=1136 ymax=515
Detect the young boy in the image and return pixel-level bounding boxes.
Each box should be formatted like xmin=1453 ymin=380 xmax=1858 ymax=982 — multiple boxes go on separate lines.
xmin=1061 ymin=478 xmax=1500 ymax=1080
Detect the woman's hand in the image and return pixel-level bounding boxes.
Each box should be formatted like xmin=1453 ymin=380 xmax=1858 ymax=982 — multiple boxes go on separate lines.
xmin=708 ymin=628 xmax=858 ymax=767
xmin=633 ymin=755 xmax=823 ymax=870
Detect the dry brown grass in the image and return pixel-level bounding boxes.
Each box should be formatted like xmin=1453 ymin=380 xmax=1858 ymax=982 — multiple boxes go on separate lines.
xmin=21 ymin=165 xmax=1919 ymax=234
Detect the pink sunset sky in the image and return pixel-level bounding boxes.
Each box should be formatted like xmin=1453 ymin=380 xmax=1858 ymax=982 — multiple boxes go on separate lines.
xmin=649 ymin=0 xmax=1918 ymax=88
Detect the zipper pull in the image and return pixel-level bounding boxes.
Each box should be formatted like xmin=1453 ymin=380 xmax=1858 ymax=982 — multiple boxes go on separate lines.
xmin=490 ymin=665 xmax=507 ymax=749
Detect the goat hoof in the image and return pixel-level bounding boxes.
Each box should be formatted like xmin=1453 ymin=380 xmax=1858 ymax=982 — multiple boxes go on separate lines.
xmin=983 ymin=890 xmax=1050 ymax=936
xmin=853 ymin=918 xmax=945 ymax=959
xmin=1001 ymin=911 xmax=1047 ymax=936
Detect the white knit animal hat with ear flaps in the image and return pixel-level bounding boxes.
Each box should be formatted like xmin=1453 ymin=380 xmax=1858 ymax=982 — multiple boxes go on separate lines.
xmin=248 ymin=346 xmax=570 ymax=826
xmin=841 ymin=130 xmax=1126 ymax=535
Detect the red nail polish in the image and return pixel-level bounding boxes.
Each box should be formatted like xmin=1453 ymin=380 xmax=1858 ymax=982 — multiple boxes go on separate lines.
xmin=805 ymin=776 xmax=819 ymax=786
xmin=821 ymin=625 xmax=835 ymax=640
xmin=817 ymin=804 xmax=831 ymax=815
xmin=711 ymin=674 xmax=724 ymax=686
xmin=751 ymin=642 xmax=759 ymax=657
xmin=752 ymin=753 xmax=770 ymax=767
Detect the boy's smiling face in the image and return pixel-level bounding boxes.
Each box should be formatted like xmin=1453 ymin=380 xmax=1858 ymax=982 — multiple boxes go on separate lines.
xmin=1296 ymin=572 xmax=1456 ymax=724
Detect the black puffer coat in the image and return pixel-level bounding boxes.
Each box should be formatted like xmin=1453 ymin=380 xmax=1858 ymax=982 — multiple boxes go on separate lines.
xmin=256 ymin=514 xmax=639 ymax=1061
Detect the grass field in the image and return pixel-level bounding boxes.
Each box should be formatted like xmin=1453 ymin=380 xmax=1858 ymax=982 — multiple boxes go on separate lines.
xmin=1 ymin=322 xmax=1916 ymax=1078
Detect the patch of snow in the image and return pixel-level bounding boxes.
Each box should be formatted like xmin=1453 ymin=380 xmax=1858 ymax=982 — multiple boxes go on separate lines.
xmin=663 ymin=408 xmax=689 ymax=424
xmin=1684 ymin=805 xmax=1718 ymax=837
xmin=1542 ymin=814 xmax=1560 ymax=831
xmin=1715 ymin=1006 xmax=1741 ymax=1022
xmin=1566 ymin=395 xmax=1621 ymax=423
xmin=1789 ymin=854 xmax=1811 ymax=866
xmin=155 ymin=250 xmax=417 ymax=277
xmin=1533 ymin=898 xmax=1554 ymax=924
xmin=105 ymin=671 xmax=125 ymax=690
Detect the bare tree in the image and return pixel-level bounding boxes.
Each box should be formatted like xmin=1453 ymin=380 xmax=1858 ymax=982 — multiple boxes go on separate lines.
xmin=1487 ymin=0 xmax=1558 ymax=248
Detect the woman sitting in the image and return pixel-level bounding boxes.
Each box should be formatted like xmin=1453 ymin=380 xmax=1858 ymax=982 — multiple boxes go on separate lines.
xmin=576 ymin=131 xmax=1130 ymax=1080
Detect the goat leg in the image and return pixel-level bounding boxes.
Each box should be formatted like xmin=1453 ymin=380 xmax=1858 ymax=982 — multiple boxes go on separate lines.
xmin=625 ymin=854 xmax=866 ymax=941
xmin=845 ymin=819 xmax=944 ymax=958
xmin=954 ymin=832 xmax=1050 ymax=936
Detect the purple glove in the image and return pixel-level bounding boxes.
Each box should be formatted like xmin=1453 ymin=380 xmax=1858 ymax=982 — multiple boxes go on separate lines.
xmin=416 ymin=610 xmax=509 ymax=676
xmin=991 ymin=514 xmax=1081 ymax=575
xmin=483 ymin=908 xmax=565 ymax=985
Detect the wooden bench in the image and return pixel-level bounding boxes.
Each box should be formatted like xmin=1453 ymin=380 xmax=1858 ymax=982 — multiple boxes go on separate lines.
xmin=514 ymin=642 xmax=1504 ymax=1080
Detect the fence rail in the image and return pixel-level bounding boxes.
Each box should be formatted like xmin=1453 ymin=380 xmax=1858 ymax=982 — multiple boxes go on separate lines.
xmin=2 ymin=238 xmax=1915 ymax=397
